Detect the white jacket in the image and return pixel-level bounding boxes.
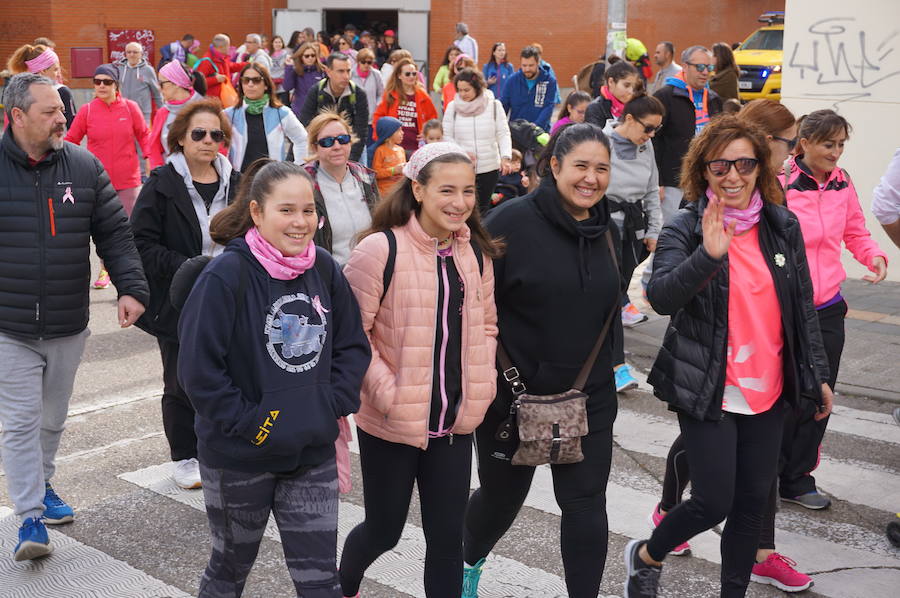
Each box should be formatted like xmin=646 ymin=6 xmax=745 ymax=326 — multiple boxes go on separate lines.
xmin=223 ymin=104 xmax=307 ymax=170
xmin=442 ymin=94 xmax=512 ymax=175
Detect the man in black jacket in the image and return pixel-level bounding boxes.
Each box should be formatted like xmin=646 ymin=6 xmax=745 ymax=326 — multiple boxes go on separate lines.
xmin=0 ymin=73 xmax=149 ymax=561
xmin=298 ymin=52 xmax=369 ymax=162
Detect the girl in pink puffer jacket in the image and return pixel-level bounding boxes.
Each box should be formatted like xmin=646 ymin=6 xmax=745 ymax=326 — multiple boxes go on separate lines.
xmin=339 ymin=142 xmax=502 ymax=598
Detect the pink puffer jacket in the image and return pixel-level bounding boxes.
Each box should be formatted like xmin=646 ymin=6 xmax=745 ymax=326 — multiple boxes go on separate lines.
xmin=780 ymin=158 xmax=887 ymax=307
xmin=343 ymin=215 xmax=498 ymax=449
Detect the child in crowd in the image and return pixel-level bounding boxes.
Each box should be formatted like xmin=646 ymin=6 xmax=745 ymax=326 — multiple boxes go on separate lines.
xmin=371 ymin=116 xmax=406 ymax=196
xmin=422 ymin=119 xmax=444 ymax=144
xmin=177 ymin=159 xmax=371 ymax=598
xmin=550 ymin=90 xmax=591 ymax=135
xmin=491 ymin=149 xmax=529 ymax=206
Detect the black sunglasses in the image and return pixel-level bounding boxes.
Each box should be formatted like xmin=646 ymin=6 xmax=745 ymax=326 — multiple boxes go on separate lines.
xmin=241 ymin=76 xmax=264 ymax=85
xmin=302 ymin=53 xmax=316 ymax=58
xmin=705 ymin=158 xmax=759 ymax=177
xmin=317 ymin=134 xmax=352 ymax=148
xmin=686 ymin=61 xmax=716 ymax=73
xmin=93 ymin=78 xmax=115 ymax=86
xmin=359 ymin=60 xmax=374 ymax=65
xmin=773 ymin=135 xmax=798 ymax=150
xmin=190 ymin=128 xmax=225 ymax=143
xmin=634 ymin=116 xmax=663 ymax=135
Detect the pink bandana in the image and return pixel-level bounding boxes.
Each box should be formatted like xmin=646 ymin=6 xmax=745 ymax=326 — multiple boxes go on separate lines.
xmin=244 ymin=226 xmax=316 ymax=280
xmin=159 ymin=61 xmax=194 ymax=90
xmin=25 ymin=48 xmax=59 ymax=74
xmin=706 ymin=187 xmax=764 ymax=234
xmin=402 ymin=141 xmax=470 ymax=181
xmin=601 ymin=85 xmax=625 ymax=118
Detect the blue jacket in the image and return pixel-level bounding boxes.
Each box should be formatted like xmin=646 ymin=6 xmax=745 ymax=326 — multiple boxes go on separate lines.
xmin=178 ymin=239 xmax=371 ymax=473
xmin=483 ymin=61 xmax=515 ymax=97
xmin=500 ymin=64 xmax=558 ymax=131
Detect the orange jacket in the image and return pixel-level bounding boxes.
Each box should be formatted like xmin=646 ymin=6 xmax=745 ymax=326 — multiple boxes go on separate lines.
xmin=371 ymin=143 xmax=405 ymax=195
xmin=343 ymin=216 xmax=498 ymax=449
xmin=372 ymin=87 xmax=438 ymax=140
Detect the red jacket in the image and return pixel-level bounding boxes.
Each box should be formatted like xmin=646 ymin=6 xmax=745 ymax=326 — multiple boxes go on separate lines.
xmin=372 ymin=87 xmax=438 ymax=140
xmin=194 ymin=49 xmax=246 ymax=99
xmin=65 ymin=96 xmax=150 ymax=190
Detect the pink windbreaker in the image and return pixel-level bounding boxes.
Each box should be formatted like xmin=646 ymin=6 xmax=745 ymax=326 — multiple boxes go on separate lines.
xmin=343 ymin=216 xmax=498 ymax=450
xmin=780 ymin=157 xmax=888 ymax=307
xmin=65 ymin=95 xmax=150 ymax=190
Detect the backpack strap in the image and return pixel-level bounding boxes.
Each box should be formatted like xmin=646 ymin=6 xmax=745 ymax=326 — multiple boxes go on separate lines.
xmin=193 ymin=57 xmax=218 ymax=74
xmin=380 ymin=229 xmax=397 ymax=303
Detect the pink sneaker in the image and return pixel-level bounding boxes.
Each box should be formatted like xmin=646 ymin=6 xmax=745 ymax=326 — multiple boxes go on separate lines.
xmin=648 ymin=503 xmax=691 ymax=556
xmin=751 ymin=553 xmax=812 ymax=592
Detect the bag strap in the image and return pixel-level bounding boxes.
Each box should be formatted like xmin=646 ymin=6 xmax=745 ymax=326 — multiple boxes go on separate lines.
xmin=497 ymin=229 xmax=619 ymax=394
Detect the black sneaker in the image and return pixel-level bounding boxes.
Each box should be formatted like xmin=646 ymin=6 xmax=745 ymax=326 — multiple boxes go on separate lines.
xmin=624 ymin=539 xmax=662 ymax=598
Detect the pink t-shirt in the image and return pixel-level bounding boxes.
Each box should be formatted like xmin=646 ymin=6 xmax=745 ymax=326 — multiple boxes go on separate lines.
xmin=723 ymin=226 xmax=784 ymax=415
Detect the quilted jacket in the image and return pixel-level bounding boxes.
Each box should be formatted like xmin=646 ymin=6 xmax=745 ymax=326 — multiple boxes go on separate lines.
xmin=343 ymin=215 xmax=498 ymax=449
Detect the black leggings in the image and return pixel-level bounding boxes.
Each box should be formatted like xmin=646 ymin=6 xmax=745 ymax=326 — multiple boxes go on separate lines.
xmin=647 ymin=404 xmax=785 ymax=598
xmin=158 ymin=339 xmax=198 ymax=461
xmin=475 ymin=169 xmax=500 ymax=216
xmin=463 ymin=403 xmax=615 ymax=598
xmin=339 ymin=429 xmax=473 ymax=598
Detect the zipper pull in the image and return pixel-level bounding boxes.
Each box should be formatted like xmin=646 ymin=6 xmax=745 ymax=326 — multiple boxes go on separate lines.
xmin=448 ymin=432 xmax=454 ymax=445
xmin=35 ymin=302 xmax=40 ymax=321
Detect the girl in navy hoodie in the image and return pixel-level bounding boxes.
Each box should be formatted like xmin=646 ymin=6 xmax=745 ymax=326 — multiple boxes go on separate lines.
xmin=178 ymin=159 xmax=371 ymax=598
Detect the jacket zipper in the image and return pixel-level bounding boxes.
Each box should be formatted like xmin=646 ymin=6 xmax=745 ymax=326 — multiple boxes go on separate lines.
xmin=435 ymin=255 xmax=452 ymax=435
xmin=47 ymin=197 xmax=57 ymax=237
xmin=815 ymin=186 xmax=825 ymax=302
xmin=35 ymin=171 xmax=46 ymax=335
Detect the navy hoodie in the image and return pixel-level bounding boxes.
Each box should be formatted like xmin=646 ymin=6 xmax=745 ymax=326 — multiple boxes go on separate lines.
xmin=500 ymin=63 xmax=558 ymax=131
xmin=178 ymin=238 xmax=371 ymax=473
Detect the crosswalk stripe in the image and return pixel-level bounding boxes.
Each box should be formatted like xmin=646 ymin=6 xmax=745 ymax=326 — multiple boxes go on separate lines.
xmin=0 ymin=508 xmax=190 ymax=598
xmin=826 ymin=404 xmax=900 ymax=445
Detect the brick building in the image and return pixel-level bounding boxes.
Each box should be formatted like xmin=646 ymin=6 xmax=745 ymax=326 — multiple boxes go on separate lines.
xmin=3 ymin=0 xmax=782 ymax=92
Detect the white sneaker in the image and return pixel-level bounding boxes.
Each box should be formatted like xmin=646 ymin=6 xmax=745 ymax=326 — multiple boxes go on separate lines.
xmin=173 ymin=458 xmax=202 ymax=489
xmin=622 ymin=303 xmax=649 ymax=328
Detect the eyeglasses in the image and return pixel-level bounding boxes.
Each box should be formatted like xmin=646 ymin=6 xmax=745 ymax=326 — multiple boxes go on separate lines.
xmin=634 ymin=116 xmax=663 ymax=135
xmin=93 ymin=78 xmax=115 ymax=86
xmin=773 ymin=135 xmax=798 ymax=150
xmin=359 ymin=60 xmax=374 ymax=65
xmin=686 ymin=62 xmax=716 ymax=73
xmin=190 ymin=128 xmax=226 ymax=143
xmin=401 ymin=71 xmax=418 ymax=77
xmin=317 ymin=134 xmax=352 ymax=148
xmin=302 ymin=53 xmax=316 ymax=59
xmin=705 ymin=158 xmax=759 ymax=177
xmin=241 ymin=76 xmax=264 ymax=85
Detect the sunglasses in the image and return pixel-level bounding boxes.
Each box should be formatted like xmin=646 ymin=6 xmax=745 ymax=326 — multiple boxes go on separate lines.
xmin=93 ymin=78 xmax=115 ymax=86
xmin=302 ymin=53 xmax=316 ymax=58
xmin=773 ymin=135 xmax=798 ymax=150
xmin=359 ymin=60 xmax=374 ymax=65
xmin=705 ymin=158 xmax=759 ymax=177
xmin=686 ymin=62 xmax=716 ymax=73
xmin=241 ymin=76 xmax=264 ymax=85
xmin=190 ymin=128 xmax=226 ymax=143
xmin=401 ymin=71 xmax=418 ymax=77
xmin=317 ymin=134 xmax=352 ymax=148
xmin=634 ymin=116 xmax=663 ymax=135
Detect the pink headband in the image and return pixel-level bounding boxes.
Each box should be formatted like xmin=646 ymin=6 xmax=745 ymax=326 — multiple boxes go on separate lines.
xmin=159 ymin=61 xmax=193 ymax=90
xmin=25 ymin=48 xmax=59 ymax=74
xmin=453 ymin=53 xmax=472 ymax=66
xmin=402 ymin=142 xmax=470 ymax=181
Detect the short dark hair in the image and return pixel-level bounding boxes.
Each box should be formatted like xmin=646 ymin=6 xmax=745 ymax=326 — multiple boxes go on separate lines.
xmin=660 ymin=41 xmax=675 ymax=56
xmin=537 ymin=123 xmax=610 ymax=179
xmin=325 ymin=51 xmax=350 ymax=69
xmin=453 ymin=67 xmax=485 ymax=95
xmin=520 ymin=45 xmax=541 ymax=60
xmin=621 ymin=93 xmax=666 ymax=121
xmin=182 ymin=34 xmax=194 ymax=41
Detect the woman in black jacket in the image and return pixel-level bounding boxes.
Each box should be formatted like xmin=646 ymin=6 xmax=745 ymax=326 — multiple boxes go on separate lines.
xmin=130 ymin=100 xmax=241 ymax=490
xmin=623 ymin=115 xmax=834 ymax=598
xmin=462 ymin=123 xmax=622 ymax=598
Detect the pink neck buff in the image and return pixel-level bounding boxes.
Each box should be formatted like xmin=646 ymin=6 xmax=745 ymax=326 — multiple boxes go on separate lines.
xmin=356 ymin=64 xmax=370 ymax=79
xmin=706 ymin=187 xmax=764 ymax=234
xmin=159 ymin=61 xmax=194 ymax=90
xmin=25 ymin=49 xmax=59 ymax=74
xmin=600 ymin=85 xmax=625 ymax=118
xmin=244 ymin=226 xmax=316 ymax=280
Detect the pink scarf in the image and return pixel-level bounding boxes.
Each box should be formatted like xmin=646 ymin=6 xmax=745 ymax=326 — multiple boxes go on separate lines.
xmin=706 ymin=187 xmax=764 ymax=234
xmin=244 ymin=226 xmax=316 ymax=279
xmin=452 ymin=92 xmax=490 ymax=117
xmin=600 ymin=86 xmax=625 ymax=118
xmin=356 ymin=65 xmax=370 ymax=79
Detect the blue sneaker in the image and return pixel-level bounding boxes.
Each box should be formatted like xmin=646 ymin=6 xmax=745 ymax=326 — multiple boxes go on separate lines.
xmin=43 ymin=483 xmax=74 ymax=524
xmin=616 ymin=364 xmax=639 ymax=393
xmin=462 ymin=557 xmax=485 ymax=598
xmin=14 ymin=517 xmax=52 ymax=561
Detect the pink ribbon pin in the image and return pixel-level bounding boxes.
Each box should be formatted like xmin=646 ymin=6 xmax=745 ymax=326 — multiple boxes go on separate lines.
xmin=62 ymin=187 xmax=75 ymax=204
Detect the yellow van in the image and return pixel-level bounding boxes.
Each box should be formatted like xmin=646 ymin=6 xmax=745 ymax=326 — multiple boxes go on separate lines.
xmin=734 ymin=11 xmax=784 ymax=101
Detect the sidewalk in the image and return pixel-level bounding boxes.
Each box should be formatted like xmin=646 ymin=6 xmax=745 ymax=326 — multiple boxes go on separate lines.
xmin=624 ymin=276 xmax=900 ymax=403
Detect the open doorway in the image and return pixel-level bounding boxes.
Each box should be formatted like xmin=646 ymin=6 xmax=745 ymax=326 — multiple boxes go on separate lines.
xmin=323 ymin=9 xmax=397 ymax=42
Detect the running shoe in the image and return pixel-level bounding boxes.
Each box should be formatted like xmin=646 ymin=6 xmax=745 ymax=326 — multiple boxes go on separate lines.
xmin=615 ymin=364 xmax=639 ymax=393
xmin=462 ymin=557 xmax=485 ymax=598
xmin=781 ymin=490 xmax=831 ymax=510
xmin=751 ymin=553 xmax=813 ymax=592
xmin=623 ymin=539 xmax=662 ymax=598
xmin=14 ymin=517 xmax=52 ymax=561
xmin=42 ymin=483 xmax=74 ymax=524
xmin=892 ymin=407 xmax=900 ymax=427
xmin=622 ymin=302 xmax=648 ymax=327
xmin=92 ymin=269 xmax=110 ymax=289
xmin=648 ymin=503 xmax=691 ymax=556
xmin=173 ymin=458 xmax=202 ymax=489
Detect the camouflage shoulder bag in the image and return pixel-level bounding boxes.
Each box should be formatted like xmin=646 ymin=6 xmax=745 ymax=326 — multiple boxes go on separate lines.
xmin=496 ymin=229 xmax=619 ymax=467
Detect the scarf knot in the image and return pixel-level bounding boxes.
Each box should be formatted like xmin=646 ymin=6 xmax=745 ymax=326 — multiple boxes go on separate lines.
xmin=245 ymin=94 xmax=270 ymax=115
xmin=245 ymin=227 xmax=316 ymax=279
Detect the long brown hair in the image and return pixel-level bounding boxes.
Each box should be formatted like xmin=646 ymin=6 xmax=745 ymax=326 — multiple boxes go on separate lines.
xmin=359 ymin=154 xmax=503 ymax=258
xmin=680 ymin=114 xmax=784 ymax=205
xmin=384 ymin=57 xmax=424 ymax=107
xmin=209 ymin=159 xmax=315 ymax=245
xmin=235 ymin=63 xmax=282 ymax=108
xmin=291 ymin=41 xmax=324 ymax=76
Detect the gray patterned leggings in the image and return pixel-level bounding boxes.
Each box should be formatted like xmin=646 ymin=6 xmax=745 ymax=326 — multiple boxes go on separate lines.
xmin=198 ymin=459 xmax=341 ymax=598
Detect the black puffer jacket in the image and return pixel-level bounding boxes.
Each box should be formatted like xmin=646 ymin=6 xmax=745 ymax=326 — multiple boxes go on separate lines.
xmin=0 ymin=130 xmax=149 ymax=339
xmin=652 ymin=83 xmax=723 ymax=187
xmin=130 ymin=162 xmax=241 ymax=341
xmin=584 ymin=95 xmax=614 ymax=129
xmin=646 ymin=195 xmax=831 ymax=421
